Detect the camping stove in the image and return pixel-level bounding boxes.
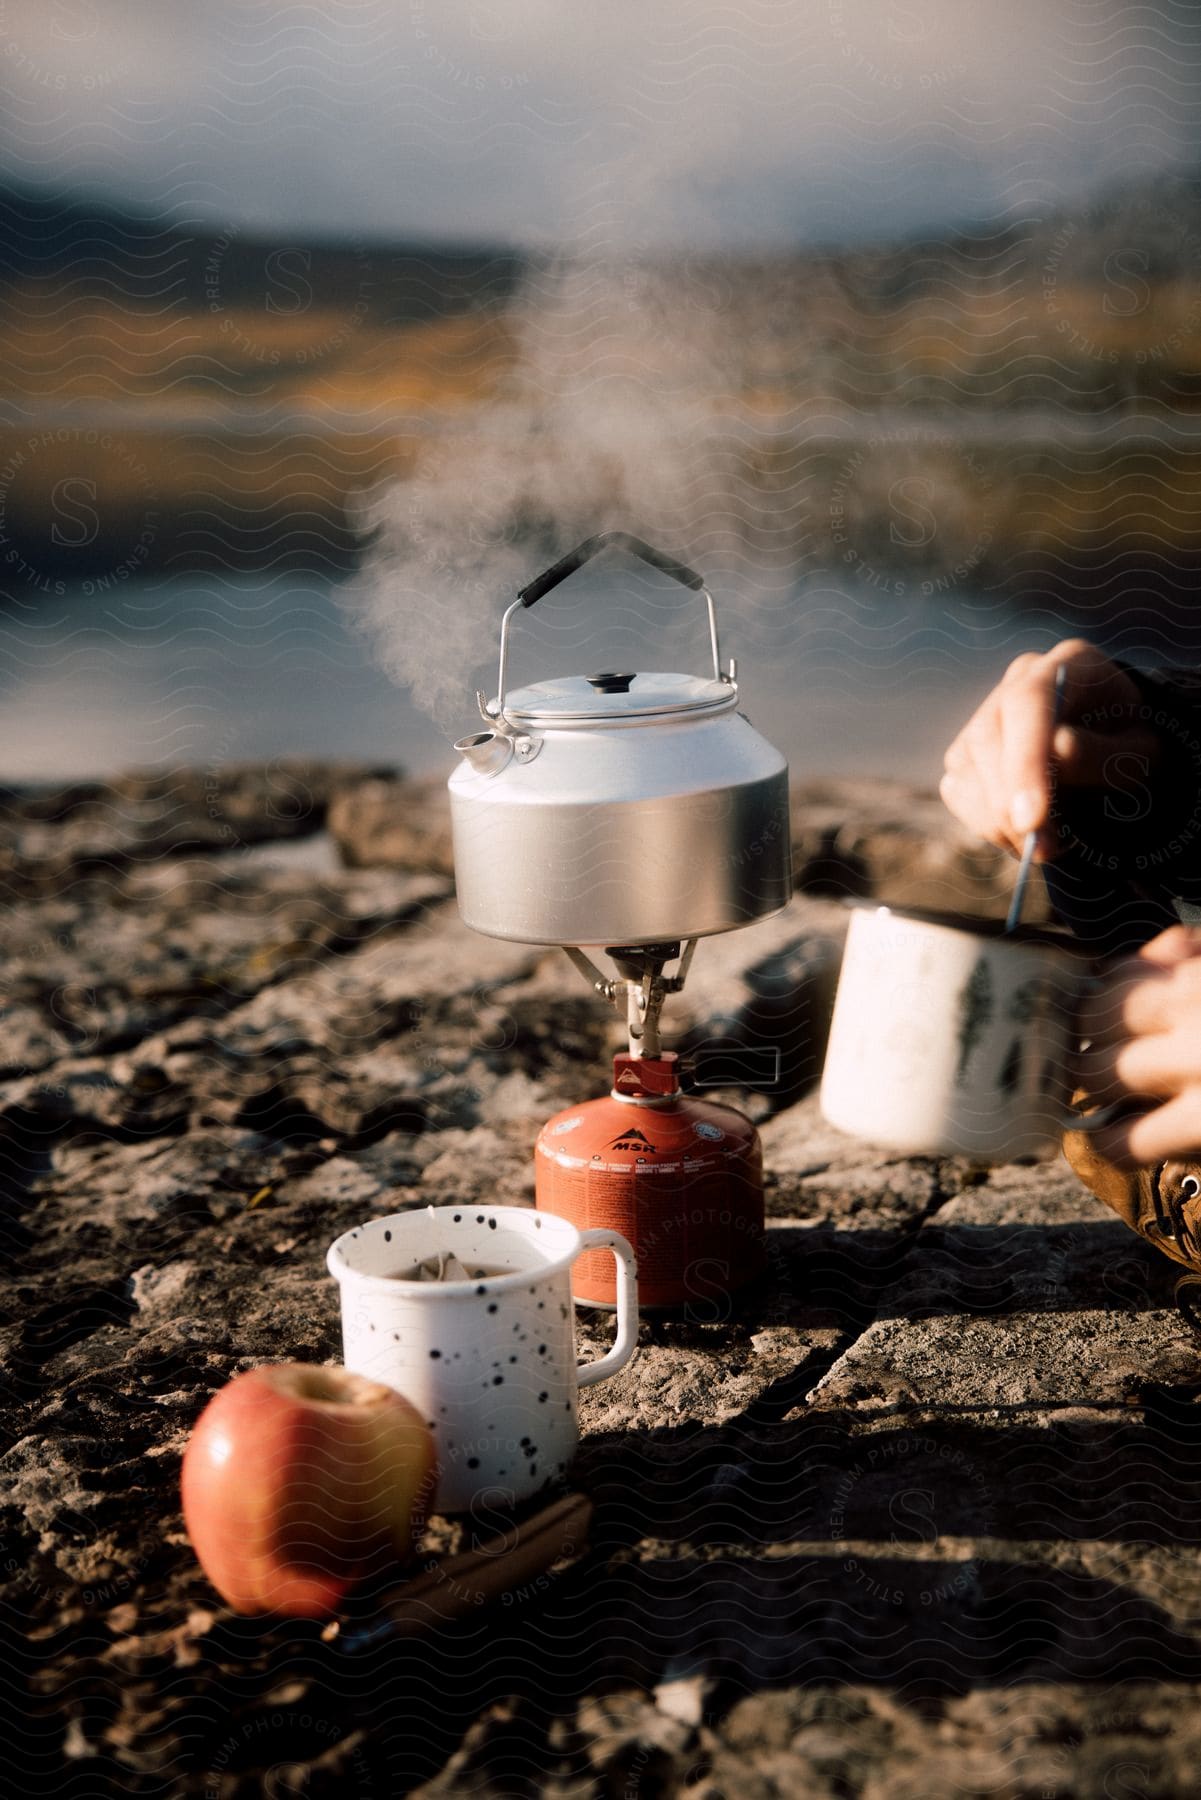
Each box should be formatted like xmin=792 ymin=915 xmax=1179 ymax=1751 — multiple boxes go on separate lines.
xmin=447 ymin=533 xmax=791 ymax=1314
xmin=534 ymin=940 xmax=766 ymax=1312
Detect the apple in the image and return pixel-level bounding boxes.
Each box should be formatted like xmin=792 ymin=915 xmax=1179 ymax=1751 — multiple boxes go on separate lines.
xmin=181 ymin=1363 xmax=435 ymax=1619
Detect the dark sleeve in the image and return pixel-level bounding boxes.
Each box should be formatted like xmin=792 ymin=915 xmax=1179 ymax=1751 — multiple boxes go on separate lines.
xmin=1042 ymin=665 xmax=1201 ymax=955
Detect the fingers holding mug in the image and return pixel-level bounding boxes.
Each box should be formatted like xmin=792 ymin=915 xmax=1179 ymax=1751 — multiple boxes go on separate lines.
xmin=1077 ymin=1021 xmax=1201 ymax=1108
xmin=1078 ymin=930 xmax=1201 ymax=1048
xmin=1070 ymin=928 xmax=1201 ymax=1166
xmin=1087 ymin=1087 xmax=1201 ymax=1170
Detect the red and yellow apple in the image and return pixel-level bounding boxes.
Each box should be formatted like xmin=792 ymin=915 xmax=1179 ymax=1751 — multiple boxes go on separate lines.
xmin=181 ymin=1362 xmax=435 ymax=1618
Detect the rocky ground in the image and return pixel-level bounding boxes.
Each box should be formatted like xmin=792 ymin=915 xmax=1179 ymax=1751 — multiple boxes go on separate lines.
xmin=4 ymin=765 xmax=1201 ymax=1798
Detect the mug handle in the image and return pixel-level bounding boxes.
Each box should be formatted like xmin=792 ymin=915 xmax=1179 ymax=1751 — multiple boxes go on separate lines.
xmin=573 ymin=1229 xmax=639 ymax=1387
xmin=1060 ymin=1102 xmax=1123 ymax=1135
xmin=1060 ymin=1093 xmax=1152 ymax=1135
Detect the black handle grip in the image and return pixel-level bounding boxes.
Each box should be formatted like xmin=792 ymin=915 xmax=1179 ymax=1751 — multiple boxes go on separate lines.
xmin=517 ymin=532 xmax=705 ymax=607
xmin=685 ymin=1045 xmax=783 ymax=1090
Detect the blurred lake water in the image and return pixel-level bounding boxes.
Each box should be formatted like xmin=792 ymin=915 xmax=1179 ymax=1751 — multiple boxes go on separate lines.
xmin=2 ymin=567 xmax=1190 ymax=790
xmin=4 ymin=181 xmax=1201 ymax=798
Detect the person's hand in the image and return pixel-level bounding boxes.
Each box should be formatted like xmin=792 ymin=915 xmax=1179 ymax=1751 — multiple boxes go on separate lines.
xmin=940 ymin=638 xmax=1161 ymax=861
xmin=1077 ymin=926 xmax=1201 ymax=1165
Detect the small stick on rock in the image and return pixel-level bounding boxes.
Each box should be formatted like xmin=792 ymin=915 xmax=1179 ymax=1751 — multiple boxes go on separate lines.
xmin=334 ymin=1492 xmax=593 ymax=1651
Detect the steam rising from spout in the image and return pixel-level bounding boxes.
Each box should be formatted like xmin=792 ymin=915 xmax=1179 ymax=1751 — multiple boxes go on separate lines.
xmin=338 ymin=253 xmax=804 ymax=733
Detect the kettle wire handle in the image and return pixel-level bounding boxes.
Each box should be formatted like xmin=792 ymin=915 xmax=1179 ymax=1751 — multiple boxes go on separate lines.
xmin=517 ymin=531 xmax=705 ymax=605
xmin=489 ymin=532 xmax=726 ymax=721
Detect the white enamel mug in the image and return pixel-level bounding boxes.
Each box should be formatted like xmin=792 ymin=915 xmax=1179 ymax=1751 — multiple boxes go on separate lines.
xmin=327 ymin=1204 xmax=638 ymax=1513
xmin=820 ymin=905 xmax=1111 ymax=1161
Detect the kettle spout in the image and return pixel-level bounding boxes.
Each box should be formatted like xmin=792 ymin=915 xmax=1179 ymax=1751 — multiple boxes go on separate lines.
xmin=454 ymin=730 xmax=513 ymax=776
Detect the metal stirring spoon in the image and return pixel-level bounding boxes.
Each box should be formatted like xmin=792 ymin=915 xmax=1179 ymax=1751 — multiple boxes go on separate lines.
xmin=1004 ymin=661 xmax=1068 ymax=935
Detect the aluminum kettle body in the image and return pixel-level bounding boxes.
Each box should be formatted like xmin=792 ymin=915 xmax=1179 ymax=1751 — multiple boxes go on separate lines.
xmin=448 ymin=533 xmax=791 ymax=948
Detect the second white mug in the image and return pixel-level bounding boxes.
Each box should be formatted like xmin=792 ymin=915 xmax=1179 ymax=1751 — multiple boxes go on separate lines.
xmin=327 ymin=1204 xmax=638 ymax=1513
xmin=820 ymin=904 xmax=1109 ymax=1161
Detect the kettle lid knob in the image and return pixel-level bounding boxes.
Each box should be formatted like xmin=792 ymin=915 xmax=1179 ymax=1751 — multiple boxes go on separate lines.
xmin=587 ymin=671 xmax=636 ymax=694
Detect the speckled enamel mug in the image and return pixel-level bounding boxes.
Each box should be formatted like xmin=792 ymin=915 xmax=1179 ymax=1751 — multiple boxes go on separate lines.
xmin=327 ymin=1205 xmax=638 ymax=1513
xmin=820 ymin=905 xmax=1114 ymax=1162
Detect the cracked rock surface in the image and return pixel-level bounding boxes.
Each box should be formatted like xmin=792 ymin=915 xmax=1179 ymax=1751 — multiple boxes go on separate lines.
xmin=3 ymin=766 xmax=1200 ymax=1798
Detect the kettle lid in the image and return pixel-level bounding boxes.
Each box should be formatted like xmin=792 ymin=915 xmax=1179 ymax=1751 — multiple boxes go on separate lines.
xmin=502 ymin=670 xmax=734 ymax=727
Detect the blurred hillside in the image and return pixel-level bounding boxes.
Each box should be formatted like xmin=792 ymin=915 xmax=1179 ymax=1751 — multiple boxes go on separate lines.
xmin=1 ymin=177 xmax=1200 ymax=593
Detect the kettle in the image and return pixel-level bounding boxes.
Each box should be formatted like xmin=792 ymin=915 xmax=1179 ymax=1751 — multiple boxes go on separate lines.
xmin=448 ymin=533 xmax=791 ymax=948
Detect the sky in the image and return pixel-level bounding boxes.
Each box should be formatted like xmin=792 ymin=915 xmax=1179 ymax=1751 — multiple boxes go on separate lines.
xmin=1 ymin=0 xmax=1199 ymax=246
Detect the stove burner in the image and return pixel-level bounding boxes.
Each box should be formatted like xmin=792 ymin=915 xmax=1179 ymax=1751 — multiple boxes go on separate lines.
xmin=561 ymin=939 xmax=697 ymax=1059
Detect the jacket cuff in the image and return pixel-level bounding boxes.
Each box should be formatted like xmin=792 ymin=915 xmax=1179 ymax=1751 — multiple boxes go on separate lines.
xmin=1053 ymin=662 xmax=1201 ymax=892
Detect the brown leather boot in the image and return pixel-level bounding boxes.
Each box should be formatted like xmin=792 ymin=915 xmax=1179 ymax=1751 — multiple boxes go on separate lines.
xmin=1062 ymin=1123 xmax=1201 ymax=1274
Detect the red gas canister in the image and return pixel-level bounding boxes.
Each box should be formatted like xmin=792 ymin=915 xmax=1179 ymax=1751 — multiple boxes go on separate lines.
xmin=535 ymin=1052 xmax=765 ymax=1313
